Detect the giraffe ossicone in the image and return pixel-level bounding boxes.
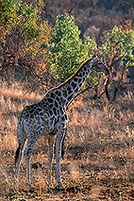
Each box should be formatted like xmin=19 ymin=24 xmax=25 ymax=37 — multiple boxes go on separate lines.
xmin=14 ymin=55 xmax=109 ymax=188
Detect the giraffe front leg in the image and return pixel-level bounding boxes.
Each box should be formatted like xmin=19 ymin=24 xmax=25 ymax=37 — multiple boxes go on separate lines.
xmin=48 ymin=134 xmax=55 ymax=187
xmin=56 ymin=129 xmax=65 ymax=188
xmin=24 ymin=147 xmax=33 ymax=188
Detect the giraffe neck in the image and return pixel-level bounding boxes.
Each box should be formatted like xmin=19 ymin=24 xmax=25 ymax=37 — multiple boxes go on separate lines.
xmin=56 ymin=58 xmax=93 ymax=108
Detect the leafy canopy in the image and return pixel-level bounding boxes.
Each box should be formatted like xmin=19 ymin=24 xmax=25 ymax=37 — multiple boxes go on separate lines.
xmin=0 ymin=0 xmax=50 ymax=45
xmin=99 ymin=26 xmax=134 ymax=67
xmin=42 ymin=14 xmax=97 ymax=83
xmin=0 ymin=0 xmax=51 ymax=88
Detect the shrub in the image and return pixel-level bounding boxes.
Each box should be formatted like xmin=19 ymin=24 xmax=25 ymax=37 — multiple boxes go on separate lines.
xmin=0 ymin=0 xmax=51 ymax=89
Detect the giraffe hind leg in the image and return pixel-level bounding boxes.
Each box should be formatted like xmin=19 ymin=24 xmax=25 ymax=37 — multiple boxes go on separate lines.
xmin=24 ymin=134 xmax=40 ymax=188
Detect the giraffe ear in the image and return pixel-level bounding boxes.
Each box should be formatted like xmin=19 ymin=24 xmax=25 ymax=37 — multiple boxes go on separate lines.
xmin=91 ymin=55 xmax=98 ymax=65
xmin=92 ymin=54 xmax=96 ymax=58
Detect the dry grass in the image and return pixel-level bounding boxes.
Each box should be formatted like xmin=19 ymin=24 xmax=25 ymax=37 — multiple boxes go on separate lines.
xmin=0 ymin=81 xmax=134 ymax=200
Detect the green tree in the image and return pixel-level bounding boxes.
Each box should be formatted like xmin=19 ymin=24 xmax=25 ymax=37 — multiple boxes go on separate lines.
xmin=0 ymin=0 xmax=49 ymax=43
xmin=41 ymin=14 xmax=97 ymax=83
xmin=98 ymin=26 xmax=134 ymax=101
xmin=99 ymin=26 xmax=134 ymax=69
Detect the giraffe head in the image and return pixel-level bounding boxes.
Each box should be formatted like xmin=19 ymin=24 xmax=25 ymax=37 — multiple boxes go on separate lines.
xmin=91 ymin=55 xmax=109 ymax=76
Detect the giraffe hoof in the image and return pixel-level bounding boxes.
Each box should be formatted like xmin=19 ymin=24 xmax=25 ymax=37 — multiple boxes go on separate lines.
xmin=29 ymin=187 xmax=34 ymax=193
xmin=48 ymin=182 xmax=54 ymax=189
xmin=28 ymin=181 xmax=33 ymax=189
xmin=57 ymin=182 xmax=64 ymax=189
xmin=46 ymin=178 xmax=54 ymax=188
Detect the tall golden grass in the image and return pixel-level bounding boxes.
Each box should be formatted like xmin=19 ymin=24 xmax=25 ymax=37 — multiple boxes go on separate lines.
xmin=0 ymin=81 xmax=134 ymax=200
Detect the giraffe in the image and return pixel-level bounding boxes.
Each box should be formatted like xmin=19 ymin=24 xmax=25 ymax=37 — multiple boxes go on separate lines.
xmin=14 ymin=55 xmax=109 ymax=188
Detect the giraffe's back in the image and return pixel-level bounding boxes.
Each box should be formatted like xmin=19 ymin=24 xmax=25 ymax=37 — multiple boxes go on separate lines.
xmin=18 ymin=100 xmax=61 ymax=137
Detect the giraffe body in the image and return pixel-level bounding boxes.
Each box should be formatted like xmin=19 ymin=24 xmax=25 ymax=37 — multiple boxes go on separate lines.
xmin=15 ymin=56 xmax=109 ymax=188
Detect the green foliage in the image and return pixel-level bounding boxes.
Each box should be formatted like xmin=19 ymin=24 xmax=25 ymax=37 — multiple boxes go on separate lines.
xmin=0 ymin=0 xmax=13 ymax=25
xmin=99 ymin=26 xmax=134 ymax=67
xmin=0 ymin=0 xmax=48 ymax=44
xmin=41 ymin=14 xmax=97 ymax=83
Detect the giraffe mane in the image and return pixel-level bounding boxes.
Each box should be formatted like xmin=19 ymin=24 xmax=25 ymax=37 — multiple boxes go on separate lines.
xmin=55 ymin=57 xmax=93 ymax=89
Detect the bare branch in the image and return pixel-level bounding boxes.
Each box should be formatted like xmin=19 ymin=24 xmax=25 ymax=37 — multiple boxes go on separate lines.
xmin=105 ymin=77 xmax=111 ymax=101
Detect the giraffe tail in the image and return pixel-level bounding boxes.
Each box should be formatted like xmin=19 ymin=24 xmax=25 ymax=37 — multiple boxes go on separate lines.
xmin=15 ymin=144 xmax=21 ymax=167
xmin=15 ymin=119 xmax=25 ymax=167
